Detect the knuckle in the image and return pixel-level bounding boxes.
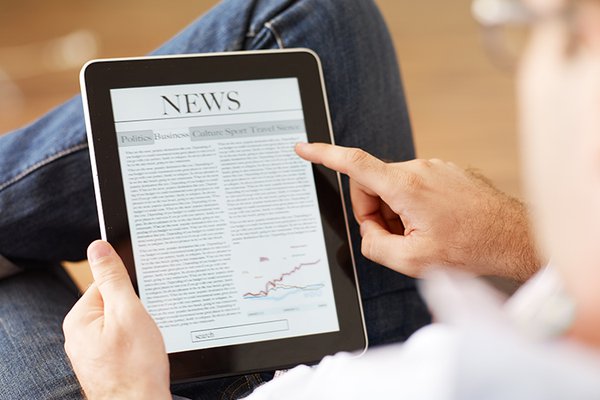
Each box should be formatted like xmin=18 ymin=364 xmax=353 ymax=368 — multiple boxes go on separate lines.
xmin=62 ymin=309 xmax=78 ymax=335
xmin=391 ymin=169 xmax=422 ymax=194
xmin=62 ymin=320 xmax=76 ymax=356
xmin=412 ymin=158 xmax=433 ymax=169
xmin=93 ymin=255 xmax=115 ymax=270
xmin=347 ymin=148 xmax=370 ymax=166
xmin=63 ymin=337 xmax=75 ymax=357
xmin=62 ymin=315 xmax=73 ymax=335
xmin=403 ymin=171 xmax=423 ymax=191
xmin=94 ymin=263 xmax=124 ymax=286
xmin=63 ymin=341 xmax=72 ymax=358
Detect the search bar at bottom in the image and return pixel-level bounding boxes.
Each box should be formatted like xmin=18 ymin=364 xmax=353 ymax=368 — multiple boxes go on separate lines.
xmin=191 ymin=319 xmax=289 ymax=343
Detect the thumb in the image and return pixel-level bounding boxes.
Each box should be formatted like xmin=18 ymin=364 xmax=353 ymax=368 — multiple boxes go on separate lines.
xmin=87 ymin=240 xmax=137 ymax=309
xmin=360 ymin=220 xmax=415 ymax=275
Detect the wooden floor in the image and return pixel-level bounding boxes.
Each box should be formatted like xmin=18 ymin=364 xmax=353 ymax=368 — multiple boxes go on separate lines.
xmin=0 ymin=0 xmax=520 ymax=288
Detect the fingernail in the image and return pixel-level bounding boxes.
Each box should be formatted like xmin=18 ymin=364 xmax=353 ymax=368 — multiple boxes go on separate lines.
xmin=295 ymin=142 xmax=309 ymax=151
xmin=88 ymin=241 xmax=113 ymax=263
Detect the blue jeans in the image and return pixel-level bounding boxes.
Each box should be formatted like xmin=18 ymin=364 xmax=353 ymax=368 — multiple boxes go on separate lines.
xmin=0 ymin=0 xmax=430 ymax=398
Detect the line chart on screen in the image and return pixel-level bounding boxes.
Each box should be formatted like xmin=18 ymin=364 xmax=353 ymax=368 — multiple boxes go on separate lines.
xmin=241 ymin=259 xmax=325 ymax=301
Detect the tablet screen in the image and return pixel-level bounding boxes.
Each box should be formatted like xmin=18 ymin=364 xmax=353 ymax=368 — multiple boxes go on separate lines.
xmin=110 ymin=78 xmax=340 ymax=353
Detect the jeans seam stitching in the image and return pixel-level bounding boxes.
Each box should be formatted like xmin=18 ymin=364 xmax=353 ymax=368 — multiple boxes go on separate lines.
xmin=220 ymin=377 xmax=246 ymax=400
xmin=229 ymin=378 xmax=251 ymax=400
xmin=263 ymin=21 xmax=285 ymax=49
xmin=0 ymin=142 xmax=88 ymax=192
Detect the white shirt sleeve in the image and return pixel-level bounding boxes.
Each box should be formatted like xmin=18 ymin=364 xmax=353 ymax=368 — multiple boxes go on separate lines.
xmin=242 ymin=269 xmax=600 ymax=400
xmin=243 ymin=324 xmax=459 ymax=400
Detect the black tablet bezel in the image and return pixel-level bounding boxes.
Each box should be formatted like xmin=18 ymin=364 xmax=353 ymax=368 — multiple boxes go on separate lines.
xmin=81 ymin=49 xmax=366 ymax=383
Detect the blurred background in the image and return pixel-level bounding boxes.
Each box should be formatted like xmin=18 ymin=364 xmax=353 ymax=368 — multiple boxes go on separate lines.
xmin=0 ymin=0 xmax=519 ymax=286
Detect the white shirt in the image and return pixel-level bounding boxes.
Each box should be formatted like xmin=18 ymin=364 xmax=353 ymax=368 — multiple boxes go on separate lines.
xmin=245 ymin=268 xmax=600 ymax=400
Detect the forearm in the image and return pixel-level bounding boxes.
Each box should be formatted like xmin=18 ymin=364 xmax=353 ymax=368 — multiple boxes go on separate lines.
xmin=481 ymin=193 xmax=545 ymax=283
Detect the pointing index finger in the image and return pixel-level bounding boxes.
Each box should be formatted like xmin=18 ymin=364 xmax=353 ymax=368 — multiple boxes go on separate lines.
xmin=295 ymin=142 xmax=393 ymax=197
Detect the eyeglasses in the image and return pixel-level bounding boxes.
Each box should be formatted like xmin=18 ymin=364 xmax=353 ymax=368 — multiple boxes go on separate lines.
xmin=471 ymin=0 xmax=578 ymax=70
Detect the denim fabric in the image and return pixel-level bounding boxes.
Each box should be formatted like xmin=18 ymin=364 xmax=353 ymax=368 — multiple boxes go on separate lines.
xmin=0 ymin=265 xmax=82 ymax=399
xmin=0 ymin=0 xmax=430 ymax=398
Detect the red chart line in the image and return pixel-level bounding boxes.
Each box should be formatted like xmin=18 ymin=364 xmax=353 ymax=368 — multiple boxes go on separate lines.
xmin=242 ymin=259 xmax=321 ymax=298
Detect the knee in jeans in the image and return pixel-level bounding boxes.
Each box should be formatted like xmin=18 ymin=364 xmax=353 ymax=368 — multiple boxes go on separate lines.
xmin=250 ymin=0 xmax=385 ymax=44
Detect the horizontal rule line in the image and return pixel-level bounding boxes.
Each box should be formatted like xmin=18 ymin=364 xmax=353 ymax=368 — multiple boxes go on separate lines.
xmin=114 ymin=109 xmax=303 ymax=124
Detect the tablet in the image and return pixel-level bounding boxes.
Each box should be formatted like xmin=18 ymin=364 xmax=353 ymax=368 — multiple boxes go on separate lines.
xmin=81 ymin=49 xmax=367 ymax=383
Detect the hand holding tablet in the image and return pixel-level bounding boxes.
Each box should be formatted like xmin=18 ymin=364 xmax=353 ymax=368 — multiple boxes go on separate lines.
xmin=80 ymin=50 xmax=366 ymax=382
xmin=63 ymin=240 xmax=171 ymax=399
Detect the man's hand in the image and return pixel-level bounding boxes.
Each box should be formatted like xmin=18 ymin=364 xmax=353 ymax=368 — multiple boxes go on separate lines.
xmin=63 ymin=240 xmax=171 ymax=400
xmin=296 ymin=142 xmax=542 ymax=282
